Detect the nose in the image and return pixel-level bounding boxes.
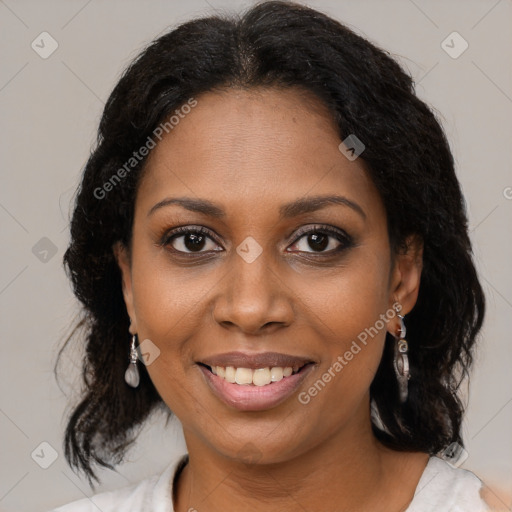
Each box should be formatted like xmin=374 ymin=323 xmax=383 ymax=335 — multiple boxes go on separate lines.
xmin=212 ymin=248 xmax=295 ymax=336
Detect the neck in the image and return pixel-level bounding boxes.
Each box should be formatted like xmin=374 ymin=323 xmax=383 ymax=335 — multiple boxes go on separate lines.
xmin=173 ymin=398 xmax=427 ymax=512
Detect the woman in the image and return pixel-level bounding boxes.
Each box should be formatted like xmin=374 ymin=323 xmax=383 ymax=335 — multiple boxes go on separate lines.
xmin=52 ymin=1 xmax=495 ymax=510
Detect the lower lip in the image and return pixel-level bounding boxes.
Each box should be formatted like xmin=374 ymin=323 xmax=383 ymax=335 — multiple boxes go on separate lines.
xmin=199 ymin=364 xmax=314 ymax=412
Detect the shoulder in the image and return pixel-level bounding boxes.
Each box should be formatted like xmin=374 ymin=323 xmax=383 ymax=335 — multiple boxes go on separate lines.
xmin=49 ymin=453 xmax=188 ymax=512
xmin=408 ymin=456 xmax=490 ymax=511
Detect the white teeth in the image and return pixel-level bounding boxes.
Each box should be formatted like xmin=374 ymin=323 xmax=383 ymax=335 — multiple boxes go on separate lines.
xmin=270 ymin=367 xmax=283 ymax=382
xmin=253 ymin=368 xmax=271 ymax=386
xmin=210 ymin=365 xmax=299 ymax=386
xmin=235 ymin=367 xmax=253 ymax=385
xmin=225 ymin=366 xmax=236 ymax=383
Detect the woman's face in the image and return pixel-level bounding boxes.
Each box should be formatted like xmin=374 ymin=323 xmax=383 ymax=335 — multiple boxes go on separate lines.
xmin=116 ymin=87 xmax=421 ymax=463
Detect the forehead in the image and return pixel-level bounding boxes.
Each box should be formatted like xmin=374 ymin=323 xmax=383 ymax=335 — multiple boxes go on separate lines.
xmin=137 ymin=87 xmax=384 ymax=224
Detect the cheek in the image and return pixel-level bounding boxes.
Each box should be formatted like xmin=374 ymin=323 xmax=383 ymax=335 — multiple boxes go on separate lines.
xmin=291 ymin=245 xmax=391 ymax=341
xmin=130 ymin=240 xmax=219 ymax=338
xmin=292 ymin=249 xmax=391 ymax=404
xmin=128 ymin=242 xmax=231 ymax=413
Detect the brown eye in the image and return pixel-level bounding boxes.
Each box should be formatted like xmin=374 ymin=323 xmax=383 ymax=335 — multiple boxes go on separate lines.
xmin=162 ymin=227 xmax=222 ymax=254
xmin=288 ymin=225 xmax=353 ymax=254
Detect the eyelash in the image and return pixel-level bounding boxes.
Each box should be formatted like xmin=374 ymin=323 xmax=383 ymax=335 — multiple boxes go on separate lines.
xmin=159 ymin=224 xmax=354 ymax=258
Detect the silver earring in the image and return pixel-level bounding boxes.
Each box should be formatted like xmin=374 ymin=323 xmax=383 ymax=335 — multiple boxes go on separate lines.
xmin=393 ymin=309 xmax=410 ymax=403
xmin=124 ymin=334 xmax=140 ymax=388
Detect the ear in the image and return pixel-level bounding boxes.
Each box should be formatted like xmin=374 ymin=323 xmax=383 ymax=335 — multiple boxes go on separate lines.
xmin=113 ymin=241 xmax=137 ymax=334
xmin=387 ymin=234 xmax=423 ymax=332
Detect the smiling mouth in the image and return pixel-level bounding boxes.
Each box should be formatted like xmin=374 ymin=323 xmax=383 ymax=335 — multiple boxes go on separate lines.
xmin=198 ymin=363 xmax=311 ymax=386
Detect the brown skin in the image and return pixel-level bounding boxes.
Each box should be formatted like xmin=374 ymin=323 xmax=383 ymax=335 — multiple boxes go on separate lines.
xmin=115 ymin=87 xmax=427 ymax=512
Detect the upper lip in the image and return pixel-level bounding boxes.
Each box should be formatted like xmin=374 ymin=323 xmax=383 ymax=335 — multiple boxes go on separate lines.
xmin=199 ymin=351 xmax=314 ymax=370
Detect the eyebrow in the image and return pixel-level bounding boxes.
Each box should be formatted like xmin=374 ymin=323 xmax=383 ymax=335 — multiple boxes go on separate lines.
xmin=148 ymin=194 xmax=366 ymax=220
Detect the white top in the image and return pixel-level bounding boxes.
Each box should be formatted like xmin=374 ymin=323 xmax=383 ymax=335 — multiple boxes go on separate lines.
xmin=50 ymin=451 xmax=490 ymax=511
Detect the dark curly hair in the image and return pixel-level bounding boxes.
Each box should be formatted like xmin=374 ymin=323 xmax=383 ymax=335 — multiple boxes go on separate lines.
xmin=58 ymin=0 xmax=485 ymax=485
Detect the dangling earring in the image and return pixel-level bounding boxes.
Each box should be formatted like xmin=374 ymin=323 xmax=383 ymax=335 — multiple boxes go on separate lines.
xmin=393 ymin=308 xmax=410 ymax=403
xmin=124 ymin=334 xmax=140 ymax=388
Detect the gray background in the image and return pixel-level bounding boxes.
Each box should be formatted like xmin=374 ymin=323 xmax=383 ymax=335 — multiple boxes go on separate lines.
xmin=0 ymin=0 xmax=511 ymax=510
